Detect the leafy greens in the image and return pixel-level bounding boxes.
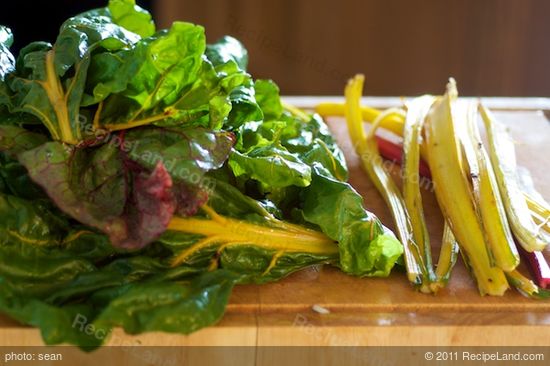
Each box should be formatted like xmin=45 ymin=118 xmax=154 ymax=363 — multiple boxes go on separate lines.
xmin=0 ymin=0 xmax=403 ymax=349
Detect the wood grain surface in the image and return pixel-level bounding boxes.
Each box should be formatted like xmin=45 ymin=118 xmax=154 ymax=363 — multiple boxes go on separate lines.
xmin=1 ymin=101 xmax=549 ymax=351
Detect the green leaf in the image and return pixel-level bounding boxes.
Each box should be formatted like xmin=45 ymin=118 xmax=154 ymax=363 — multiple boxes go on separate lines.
xmin=254 ymin=79 xmax=283 ymax=120
xmin=231 ymin=111 xmax=347 ymax=189
xmin=108 ymin=0 xmax=155 ymax=38
xmin=0 ymin=155 xmax=47 ymax=200
xmin=225 ymin=84 xmax=263 ymax=130
xmin=301 ymin=166 xmax=403 ymax=277
xmin=164 ymin=58 xmax=251 ymax=129
xmin=8 ymin=13 xmax=140 ymax=144
xmin=204 ymin=173 xmax=279 ymax=219
xmin=0 ymin=193 xmax=65 ymax=248
xmin=0 ymin=239 xmax=231 ymax=347
xmin=94 ymin=270 xmax=238 ymax=335
xmin=93 ymin=22 xmax=206 ymax=129
xmin=301 ymin=139 xmax=348 ymax=182
xmin=88 ymin=33 xmax=255 ymax=132
xmin=229 ymin=146 xmax=312 ymax=188
xmin=45 ymin=256 xmax=168 ymax=305
xmin=0 ymin=125 xmax=48 ymax=157
xmin=0 ymin=284 xmax=104 ymax=349
xmin=124 ymin=126 xmax=235 ymax=186
xmin=206 ymin=36 xmax=248 ymax=71
xmin=282 ymin=114 xmax=348 ymax=181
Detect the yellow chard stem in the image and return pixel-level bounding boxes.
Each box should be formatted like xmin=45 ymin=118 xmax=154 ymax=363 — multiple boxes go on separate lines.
xmin=168 ymin=205 xmax=338 ymax=267
xmin=479 ymin=104 xmax=549 ymax=252
xmin=316 ymin=102 xmax=546 ymax=235
xmin=39 ymin=50 xmax=78 ymax=144
xmin=344 ymin=74 xmax=427 ymax=290
xmin=424 ymin=79 xmax=508 ymax=296
xmin=103 ymin=107 xmax=176 ymax=132
xmin=525 ymin=194 xmax=550 ymax=233
xmin=457 ymin=100 xmax=519 ymax=271
xmin=316 ymin=102 xmax=405 ymax=136
xmin=402 ymin=95 xmax=437 ymax=283
xmin=433 ymin=223 xmax=460 ymax=290
xmin=282 ymin=101 xmax=311 ymax=122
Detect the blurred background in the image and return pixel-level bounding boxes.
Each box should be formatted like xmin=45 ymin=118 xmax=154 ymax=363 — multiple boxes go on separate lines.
xmin=2 ymin=0 xmax=549 ymax=96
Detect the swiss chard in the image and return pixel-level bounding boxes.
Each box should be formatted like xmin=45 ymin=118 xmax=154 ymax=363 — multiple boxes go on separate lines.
xmin=0 ymin=0 xmax=404 ymax=350
xmin=90 ymin=22 xmax=206 ymax=130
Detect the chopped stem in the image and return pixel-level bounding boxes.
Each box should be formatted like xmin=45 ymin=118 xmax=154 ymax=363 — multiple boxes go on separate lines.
xmin=506 ymin=270 xmax=550 ymax=298
xmin=518 ymin=246 xmax=550 ymax=289
xmin=459 ymin=100 xmax=519 ymax=271
xmin=424 ymin=80 xmax=508 ymax=295
xmin=402 ymin=95 xmax=437 ymax=284
xmin=480 ymin=104 xmax=548 ymax=252
xmin=432 ymin=223 xmax=460 ymax=290
xmin=344 ymin=74 xmax=426 ymax=289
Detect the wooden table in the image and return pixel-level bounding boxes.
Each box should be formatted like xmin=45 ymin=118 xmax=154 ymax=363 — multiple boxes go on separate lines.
xmin=1 ymin=97 xmax=550 ymax=351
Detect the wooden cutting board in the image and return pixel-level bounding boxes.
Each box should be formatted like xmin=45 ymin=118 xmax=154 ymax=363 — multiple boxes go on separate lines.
xmin=1 ymin=99 xmax=549 ymax=350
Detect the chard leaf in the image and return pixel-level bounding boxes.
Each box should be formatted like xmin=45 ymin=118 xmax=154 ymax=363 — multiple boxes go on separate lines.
xmin=18 ymin=142 xmax=176 ymax=249
xmin=88 ymin=33 xmax=256 ymax=132
xmin=301 ymin=139 xmax=348 ymax=182
xmin=122 ymin=160 xmax=176 ymax=249
xmin=254 ymin=79 xmax=283 ymax=120
xmin=229 ymin=146 xmax=312 ymax=188
xmin=19 ymin=141 xmax=127 ymax=219
xmin=281 ymin=114 xmax=348 ymax=181
xmin=204 ymin=173 xmax=280 ymax=219
xmin=230 ymin=99 xmax=346 ymax=193
xmin=301 ymin=166 xmax=403 ymax=277
xmin=94 ymin=270 xmax=238 ymax=335
xmin=108 ymin=0 xmax=155 ymax=38
xmin=0 ymin=197 xmax=237 ymax=347
xmin=0 ymin=193 xmax=65 ymax=247
xmin=0 ymin=125 xmax=48 ymax=157
xmin=225 ymin=84 xmax=263 ymax=129
xmin=124 ymin=126 xmax=235 ymax=185
xmin=160 ymin=57 xmax=252 ymax=130
xmin=0 ymin=152 xmax=49 ymax=200
xmin=0 ymin=285 xmax=104 ymax=349
xmin=220 ymin=247 xmax=332 ymax=284
xmin=92 ymin=22 xmax=206 ymax=129
xmin=0 ymin=154 xmax=46 ymax=199
xmin=8 ymin=13 xmax=140 ymax=144
xmin=206 ymin=36 xmax=248 ymax=71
